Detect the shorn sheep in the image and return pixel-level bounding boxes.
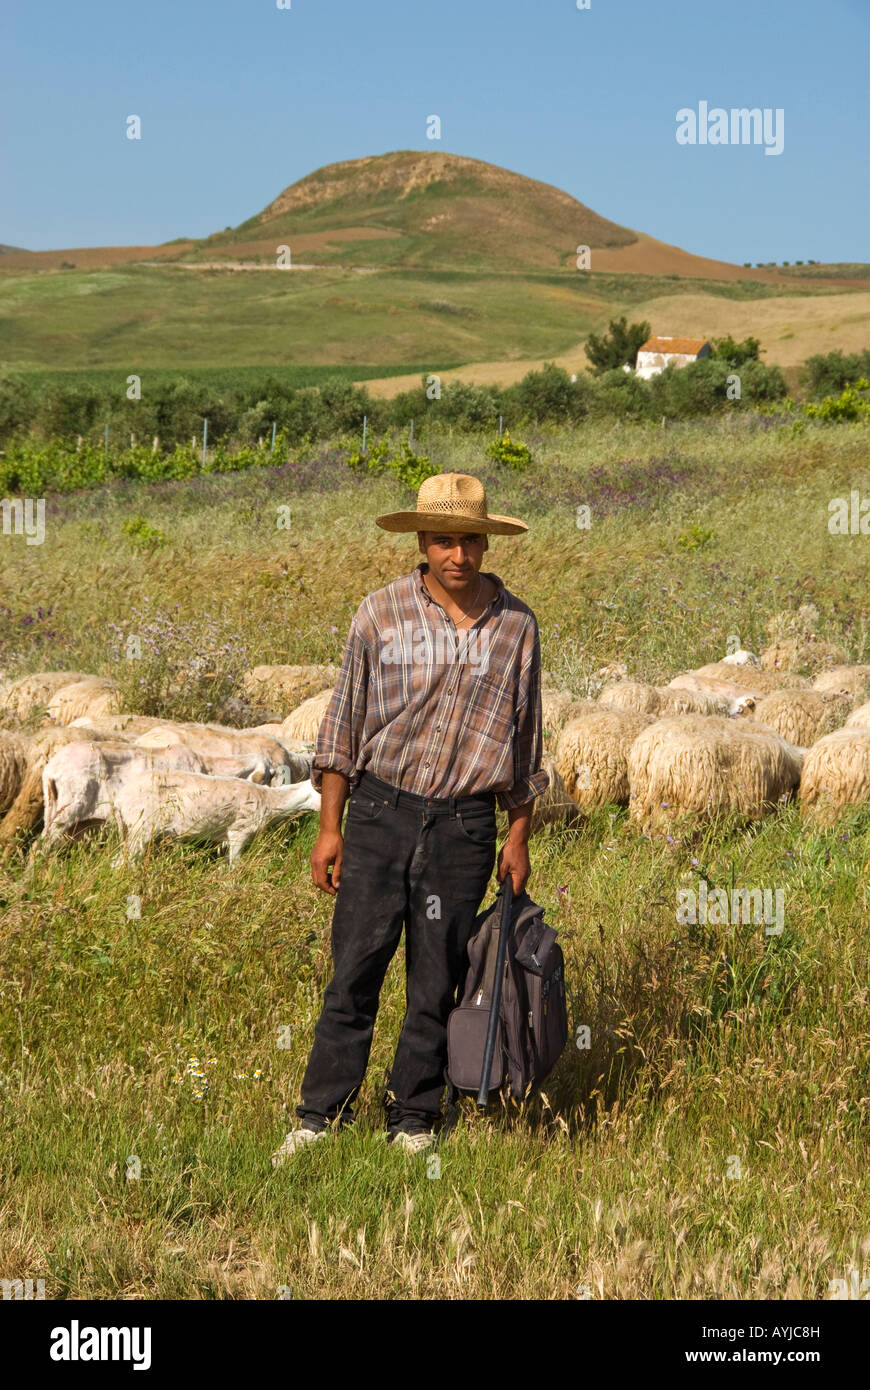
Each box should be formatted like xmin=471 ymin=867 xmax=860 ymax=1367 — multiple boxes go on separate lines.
xmin=677 ymin=662 xmax=811 ymax=695
xmin=627 ymin=715 xmax=804 ymax=835
xmin=555 ymin=709 xmax=655 ymax=812
xmin=104 ymin=770 xmax=321 ymax=865
xmin=812 ymin=666 xmax=870 ymax=700
xmin=0 ymin=726 xmax=104 ymax=843
xmin=41 ymin=740 xmax=275 ymax=844
xmin=241 ymin=664 xmax=337 ymax=713
xmin=135 ymin=722 xmax=309 ymax=778
xmin=0 ymin=671 xmax=92 ymax=721
xmin=799 ymin=727 xmax=870 ymax=824
xmin=749 ymin=689 xmax=852 ymax=747
xmin=46 ymin=677 xmax=120 ymax=726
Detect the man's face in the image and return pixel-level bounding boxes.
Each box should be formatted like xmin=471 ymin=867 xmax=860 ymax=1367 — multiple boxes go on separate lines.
xmin=418 ymin=531 xmax=489 ymax=592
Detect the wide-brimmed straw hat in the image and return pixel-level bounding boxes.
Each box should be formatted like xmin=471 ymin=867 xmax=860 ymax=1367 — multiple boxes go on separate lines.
xmin=375 ymin=472 xmax=527 ymax=536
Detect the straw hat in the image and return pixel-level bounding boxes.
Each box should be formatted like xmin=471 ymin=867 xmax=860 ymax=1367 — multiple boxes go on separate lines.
xmin=375 ymin=472 xmax=527 ymax=536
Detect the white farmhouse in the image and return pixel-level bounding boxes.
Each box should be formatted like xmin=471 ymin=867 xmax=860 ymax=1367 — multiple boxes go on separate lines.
xmin=635 ymin=336 xmax=711 ymax=379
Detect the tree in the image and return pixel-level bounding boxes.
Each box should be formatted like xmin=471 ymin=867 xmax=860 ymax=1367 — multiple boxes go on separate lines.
xmin=584 ymin=316 xmax=651 ymax=375
xmin=710 ymin=334 xmax=762 ymax=367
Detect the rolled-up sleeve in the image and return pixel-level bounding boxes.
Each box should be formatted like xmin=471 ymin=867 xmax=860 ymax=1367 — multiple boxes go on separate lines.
xmin=311 ymin=613 xmax=370 ymax=792
xmin=497 ymin=621 xmax=550 ymax=812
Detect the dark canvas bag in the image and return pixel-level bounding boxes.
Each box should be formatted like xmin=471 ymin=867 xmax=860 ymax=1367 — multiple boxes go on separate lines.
xmin=447 ymin=886 xmax=568 ymax=1101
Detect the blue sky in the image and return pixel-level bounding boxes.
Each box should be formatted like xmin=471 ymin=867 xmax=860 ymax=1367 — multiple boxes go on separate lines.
xmin=2 ymin=0 xmax=868 ymax=262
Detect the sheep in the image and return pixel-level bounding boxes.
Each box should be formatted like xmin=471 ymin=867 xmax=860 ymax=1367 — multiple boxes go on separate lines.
xmin=626 ymin=715 xmax=804 ymax=835
xmin=541 ymin=687 xmax=598 ymax=747
xmin=680 ymin=662 xmax=811 ymax=694
xmin=799 ymin=727 xmax=870 ymax=825
xmin=134 ymin=722 xmax=311 ymax=782
xmin=812 ymin=666 xmax=870 ymax=700
xmin=748 ymin=688 xmax=852 ymax=747
xmin=42 ymin=740 xmax=276 ymax=843
xmin=281 ymin=689 xmax=334 ymax=743
xmin=599 ymin=680 xmax=752 ymax=719
xmin=555 ymin=709 xmax=655 ymax=812
xmin=0 ymin=671 xmax=93 ymax=722
xmin=0 ymin=730 xmax=29 ymax=817
xmin=760 ymin=635 xmax=850 ymax=675
xmin=241 ymin=664 xmax=338 ymax=713
xmin=0 ymin=725 xmax=105 ymax=843
xmin=529 ymin=752 xmax=582 ymax=833
xmin=69 ymin=714 xmax=173 ymax=739
xmin=720 ymin=649 xmax=761 ymax=667
xmin=46 ymin=677 xmax=120 ymax=726
xmin=103 ymin=770 xmax=321 ymax=865
xmin=845 ymin=701 xmax=870 ymax=729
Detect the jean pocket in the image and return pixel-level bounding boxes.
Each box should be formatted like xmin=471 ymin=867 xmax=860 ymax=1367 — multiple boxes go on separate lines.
xmin=456 ymin=808 xmax=497 ymax=845
xmin=347 ymin=793 xmax=388 ymax=824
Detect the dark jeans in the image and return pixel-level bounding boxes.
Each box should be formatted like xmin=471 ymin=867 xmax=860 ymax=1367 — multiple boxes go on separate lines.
xmin=296 ymin=769 xmax=497 ymax=1136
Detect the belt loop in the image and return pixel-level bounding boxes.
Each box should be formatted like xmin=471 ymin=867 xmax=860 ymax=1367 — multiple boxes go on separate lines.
xmin=449 ymin=793 xmax=456 ymax=816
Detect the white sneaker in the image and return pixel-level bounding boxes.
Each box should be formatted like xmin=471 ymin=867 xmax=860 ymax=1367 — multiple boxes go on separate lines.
xmin=390 ymin=1130 xmax=436 ymax=1154
xmin=271 ymin=1125 xmax=327 ymax=1168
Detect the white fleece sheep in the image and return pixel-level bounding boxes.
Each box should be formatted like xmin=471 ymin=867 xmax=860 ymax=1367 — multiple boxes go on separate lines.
xmin=812 ymin=666 xmax=870 ymax=700
xmin=529 ymin=751 xmax=582 ymax=833
xmin=749 ymin=688 xmax=852 ymax=747
xmin=555 ymin=709 xmax=655 ymax=811
xmin=845 ymin=701 xmax=870 ymax=729
xmin=0 ymin=671 xmax=93 ymax=721
xmin=281 ymin=689 xmax=334 ymax=743
xmin=799 ymin=727 xmax=870 ymax=824
xmin=0 ymin=730 xmax=29 ymax=817
xmin=241 ymin=664 xmax=338 ymax=713
xmin=627 ymin=714 xmax=804 ymax=835
xmin=541 ymin=688 xmax=599 ymax=747
xmin=46 ymin=677 xmax=120 ymax=725
xmin=599 ymin=680 xmax=752 ymax=719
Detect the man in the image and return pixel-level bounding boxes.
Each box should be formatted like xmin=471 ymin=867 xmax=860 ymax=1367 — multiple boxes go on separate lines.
xmin=271 ymin=471 xmax=548 ymax=1165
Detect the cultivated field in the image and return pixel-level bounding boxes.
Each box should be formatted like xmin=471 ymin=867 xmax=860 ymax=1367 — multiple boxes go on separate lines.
xmin=1 ymin=414 xmax=868 ymax=1299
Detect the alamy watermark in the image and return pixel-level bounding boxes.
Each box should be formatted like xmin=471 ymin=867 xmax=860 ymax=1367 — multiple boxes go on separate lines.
xmin=677 ymin=878 xmax=784 ymax=935
xmin=1 ymin=497 xmax=45 ymax=546
xmin=676 ymin=103 xmax=784 ymax=156
xmin=379 ymin=623 xmax=490 ymax=674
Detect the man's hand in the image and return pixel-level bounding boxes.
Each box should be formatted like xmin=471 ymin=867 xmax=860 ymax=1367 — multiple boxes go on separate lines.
xmin=498 ymin=800 xmax=533 ymax=895
xmin=311 ymin=828 xmax=344 ymax=894
xmin=497 ymin=836 xmax=530 ymax=896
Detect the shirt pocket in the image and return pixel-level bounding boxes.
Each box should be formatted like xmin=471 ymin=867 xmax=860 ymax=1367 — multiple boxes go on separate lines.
xmin=462 ymin=671 xmax=516 ymax=745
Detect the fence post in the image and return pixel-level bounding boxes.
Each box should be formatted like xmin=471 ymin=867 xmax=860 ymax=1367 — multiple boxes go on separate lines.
xmin=362 ymin=415 xmax=367 ymax=453
xmin=409 ymin=419 xmax=414 ymax=444
xmin=499 ymin=415 xmax=503 ymax=437
xmin=271 ymin=420 xmax=277 ymax=453
xmin=104 ymin=423 xmax=109 ymax=459
xmin=202 ymin=417 xmax=208 ymax=467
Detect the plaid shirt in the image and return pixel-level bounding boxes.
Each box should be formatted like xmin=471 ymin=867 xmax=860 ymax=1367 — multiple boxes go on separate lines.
xmin=311 ymin=561 xmax=549 ymax=811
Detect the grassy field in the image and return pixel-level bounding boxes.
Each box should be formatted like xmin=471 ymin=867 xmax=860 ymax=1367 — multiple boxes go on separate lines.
xmin=1 ymin=414 xmax=869 ymax=1299
xmin=1 ymin=260 xmax=865 ymax=376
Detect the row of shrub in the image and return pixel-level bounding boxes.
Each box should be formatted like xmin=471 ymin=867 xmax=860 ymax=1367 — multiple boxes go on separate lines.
xmin=0 ymin=357 xmax=794 ymax=451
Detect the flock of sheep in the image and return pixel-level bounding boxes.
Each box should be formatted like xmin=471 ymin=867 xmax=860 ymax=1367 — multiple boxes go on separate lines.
xmin=0 ymin=666 xmax=333 ymax=863
xmin=2 ymin=606 xmax=869 ymax=865
xmin=539 ymin=616 xmax=870 ymax=836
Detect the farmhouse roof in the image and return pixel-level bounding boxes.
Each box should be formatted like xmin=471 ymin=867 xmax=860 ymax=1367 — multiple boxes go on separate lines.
xmin=638 ymin=336 xmax=709 ymax=355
